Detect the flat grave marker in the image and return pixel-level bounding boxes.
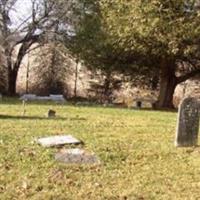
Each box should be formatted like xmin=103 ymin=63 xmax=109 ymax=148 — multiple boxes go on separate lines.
xmin=55 ymin=148 xmax=100 ymax=164
xmin=37 ymin=135 xmax=82 ymax=147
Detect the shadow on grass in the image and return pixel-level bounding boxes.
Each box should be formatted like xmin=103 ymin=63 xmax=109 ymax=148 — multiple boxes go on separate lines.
xmin=0 ymin=115 xmax=87 ymax=121
xmin=134 ymin=107 xmax=178 ymax=113
xmin=75 ymin=104 xmax=178 ymax=113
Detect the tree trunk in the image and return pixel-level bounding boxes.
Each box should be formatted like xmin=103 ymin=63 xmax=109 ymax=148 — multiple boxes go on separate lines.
xmin=74 ymin=60 xmax=79 ymax=98
xmin=103 ymin=71 xmax=111 ymax=103
xmin=8 ymin=69 xmax=18 ymax=96
xmin=6 ymin=41 xmax=31 ymax=96
xmin=156 ymin=59 xmax=177 ymax=109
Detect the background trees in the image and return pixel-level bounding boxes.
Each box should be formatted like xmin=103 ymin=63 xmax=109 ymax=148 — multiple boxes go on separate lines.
xmin=0 ymin=0 xmax=66 ymax=95
xmin=1 ymin=0 xmax=199 ymax=108
xmin=98 ymin=0 xmax=200 ymax=108
xmin=62 ymin=0 xmax=200 ymax=108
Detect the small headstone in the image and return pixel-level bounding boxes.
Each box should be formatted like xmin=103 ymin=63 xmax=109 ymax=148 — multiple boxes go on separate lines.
xmin=175 ymin=97 xmax=200 ymax=147
xmin=46 ymin=109 xmax=56 ymax=118
xmin=37 ymin=135 xmax=82 ymax=147
xmin=55 ymin=148 xmax=100 ymax=164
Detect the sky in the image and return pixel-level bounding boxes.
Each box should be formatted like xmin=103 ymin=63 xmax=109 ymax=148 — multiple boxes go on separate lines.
xmin=10 ymin=0 xmax=33 ymax=30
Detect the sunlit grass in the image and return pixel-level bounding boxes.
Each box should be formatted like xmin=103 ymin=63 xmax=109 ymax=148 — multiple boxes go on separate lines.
xmin=0 ymin=98 xmax=200 ymax=199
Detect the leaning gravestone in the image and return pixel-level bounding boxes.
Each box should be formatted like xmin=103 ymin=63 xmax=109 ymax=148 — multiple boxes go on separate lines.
xmin=175 ymin=97 xmax=200 ymax=147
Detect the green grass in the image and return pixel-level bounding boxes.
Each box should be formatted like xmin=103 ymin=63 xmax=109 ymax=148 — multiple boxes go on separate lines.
xmin=0 ymin=99 xmax=200 ymax=200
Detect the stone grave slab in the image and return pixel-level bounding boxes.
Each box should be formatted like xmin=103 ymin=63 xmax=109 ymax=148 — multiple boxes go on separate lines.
xmin=55 ymin=148 xmax=100 ymax=164
xmin=20 ymin=94 xmax=37 ymax=100
xmin=36 ymin=96 xmax=52 ymax=101
xmin=50 ymin=94 xmax=66 ymax=102
xmin=37 ymin=135 xmax=81 ymax=147
xmin=175 ymin=97 xmax=200 ymax=147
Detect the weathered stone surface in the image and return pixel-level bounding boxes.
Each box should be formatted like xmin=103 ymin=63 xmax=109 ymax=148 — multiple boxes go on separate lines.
xmin=55 ymin=148 xmax=100 ymax=164
xmin=36 ymin=96 xmax=52 ymax=101
xmin=20 ymin=94 xmax=37 ymax=100
xmin=20 ymin=94 xmax=66 ymax=102
xmin=37 ymin=135 xmax=81 ymax=147
xmin=175 ymin=97 xmax=200 ymax=147
xmin=50 ymin=94 xmax=66 ymax=102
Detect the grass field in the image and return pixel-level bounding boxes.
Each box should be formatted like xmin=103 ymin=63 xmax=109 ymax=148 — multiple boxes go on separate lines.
xmin=0 ymin=99 xmax=200 ymax=200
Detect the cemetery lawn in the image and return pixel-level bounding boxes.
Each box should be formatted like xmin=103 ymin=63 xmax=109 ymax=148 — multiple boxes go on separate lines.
xmin=1 ymin=99 xmax=200 ymax=200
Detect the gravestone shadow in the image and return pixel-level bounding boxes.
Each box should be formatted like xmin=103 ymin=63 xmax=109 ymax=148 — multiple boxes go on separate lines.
xmin=0 ymin=115 xmax=87 ymax=121
xmin=0 ymin=115 xmax=68 ymax=120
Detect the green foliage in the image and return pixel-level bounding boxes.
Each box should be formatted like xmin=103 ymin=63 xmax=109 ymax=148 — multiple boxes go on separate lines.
xmin=100 ymin=0 xmax=200 ymax=62
xmin=58 ymin=0 xmax=200 ymax=107
xmin=64 ymin=0 xmax=128 ymax=71
xmin=64 ymin=0 xmax=200 ymax=83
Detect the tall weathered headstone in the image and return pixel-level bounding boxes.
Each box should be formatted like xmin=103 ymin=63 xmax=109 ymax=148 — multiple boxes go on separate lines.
xmin=175 ymin=97 xmax=200 ymax=147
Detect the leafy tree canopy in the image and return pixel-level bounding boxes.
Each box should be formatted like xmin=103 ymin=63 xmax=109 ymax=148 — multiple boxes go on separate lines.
xmin=100 ymin=0 xmax=200 ymax=65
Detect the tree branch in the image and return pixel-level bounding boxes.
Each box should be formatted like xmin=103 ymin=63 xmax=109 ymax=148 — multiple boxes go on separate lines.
xmin=16 ymin=34 xmax=41 ymax=45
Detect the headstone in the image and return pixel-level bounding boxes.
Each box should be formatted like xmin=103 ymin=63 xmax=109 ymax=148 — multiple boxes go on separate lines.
xmin=175 ymin=97 xmax=200 ymax=147
xmin=37 ymin=135 xmax=82 ymax=147
xmin=55 ymin=148 xmax=100 ymax=164
xmin=46 ymin=109 xmax=56 ymax=118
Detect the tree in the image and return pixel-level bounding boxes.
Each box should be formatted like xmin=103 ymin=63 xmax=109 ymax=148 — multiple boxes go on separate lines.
xmin=98 ymin=0 xmax=200 ymax=108
xmin=0 ymin=45 xmax=7 ymax=93
xmin=0 ymin=0 xmax=66 ymax=95
xmin=63 ymin=0 xmax=131 ymax=101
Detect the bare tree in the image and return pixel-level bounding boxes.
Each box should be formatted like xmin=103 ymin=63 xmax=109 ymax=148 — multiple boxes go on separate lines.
xmin=0 ymin=0 xmax=65 ymax=95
